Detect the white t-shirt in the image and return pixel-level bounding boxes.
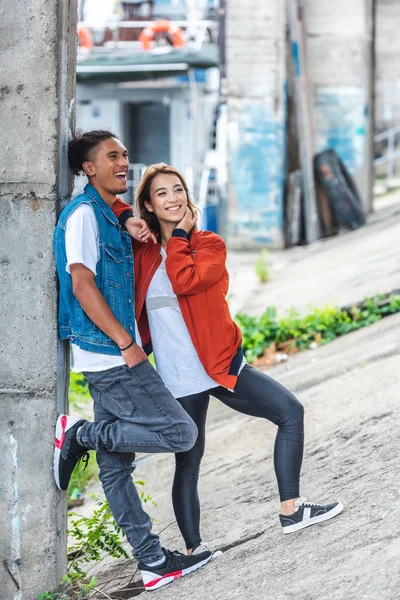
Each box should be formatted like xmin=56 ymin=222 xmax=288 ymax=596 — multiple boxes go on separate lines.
xmin=146 ymin=248 xmax=220 ymax=398
xmin=65 ymin=203 xmax=141 ymax=373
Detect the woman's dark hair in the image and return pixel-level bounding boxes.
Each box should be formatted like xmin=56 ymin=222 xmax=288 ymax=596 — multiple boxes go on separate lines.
xmin=136 ymin=163 xmax=199 ymax=237
xmin=68 ymin=129 xmax=119 ymax=176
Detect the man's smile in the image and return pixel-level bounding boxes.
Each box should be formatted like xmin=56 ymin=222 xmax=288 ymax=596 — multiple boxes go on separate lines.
xmin=115 ymin=170 xmax=127 ymax=182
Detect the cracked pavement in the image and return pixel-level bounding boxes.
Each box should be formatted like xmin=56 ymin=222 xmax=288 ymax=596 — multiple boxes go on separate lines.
xmin=91 ymin=313 xmax=400 ymax=599
xmin=137 ymin=314 xmax=400 ymax=600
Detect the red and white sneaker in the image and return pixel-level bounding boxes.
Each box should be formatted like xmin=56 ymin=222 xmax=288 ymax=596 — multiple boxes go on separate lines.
xmin=138 ymin=547 xmax=212 ymax=591
xmin=54 ymin=415 xmax=89 ymax=491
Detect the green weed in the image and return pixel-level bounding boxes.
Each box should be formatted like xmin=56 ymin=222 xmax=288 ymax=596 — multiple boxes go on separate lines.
xmin=67 ymin=454 xmax=98 ymax=505
xmin=38 ymin=573 xmax=96 ymax=600
xmin=254 ymin=249 xmax=270 ymax=283
xmin=68 ymin=496 xmax=130 ymax=578
xmin=236 ymin=293 xmax=400 ymax=363
xmin=39 ymin=488 xmax=155 ymax=599
xmin=69 ymin=372 xmax=90 ymax=414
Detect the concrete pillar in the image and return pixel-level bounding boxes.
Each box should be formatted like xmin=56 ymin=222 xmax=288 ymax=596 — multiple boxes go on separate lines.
xmin=375 ymin=0 xmax=400 ymax=130
xmin=0 ymin=1 xmax=78 ymax=598
xmin=304 ymin=0 xmax=373 ymax=210
xmin=225 ymin=0 xmax=286 ymax=249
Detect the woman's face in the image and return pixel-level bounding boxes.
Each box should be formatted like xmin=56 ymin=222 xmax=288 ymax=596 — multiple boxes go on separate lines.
xmin=146 ymin=173 xmax=188 ymax=224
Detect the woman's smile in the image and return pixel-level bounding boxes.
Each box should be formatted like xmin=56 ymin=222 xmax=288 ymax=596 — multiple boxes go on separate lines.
xmin=165 ymin=204 xmax=183 ymax=213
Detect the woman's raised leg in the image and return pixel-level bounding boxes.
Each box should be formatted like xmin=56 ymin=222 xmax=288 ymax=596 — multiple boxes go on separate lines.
xmin=213 ymin=364 xmax=304 ymax=507
xmin=213 ymin=365 xmax=343 ymax=532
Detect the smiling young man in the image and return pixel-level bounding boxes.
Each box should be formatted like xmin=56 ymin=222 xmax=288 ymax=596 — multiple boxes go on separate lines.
xmin=53 ymin=130 xmax=212 ymax=591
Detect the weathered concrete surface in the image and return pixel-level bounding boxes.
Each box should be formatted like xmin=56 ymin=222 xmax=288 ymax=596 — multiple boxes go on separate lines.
xmin=0 ymin=1 xmax=78 ymax=598
xmin=227 ymin=194 xmax=400 ymax=317
xmin=224 ymin=0 xmax=374 ymax=249
xmin=376 ymin=0 xmax=400 ymax=129
xmin=84 ymin=311 xmax=400 ymax=599
xmin=226 ymin=0 xmax=286 ymax=249
xmin=304 ymin=0 xmax=373 ymax=211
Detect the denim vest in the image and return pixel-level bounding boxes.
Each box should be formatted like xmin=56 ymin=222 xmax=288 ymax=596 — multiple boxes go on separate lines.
xmin=53 ymin=184 xmax=135 ymax=354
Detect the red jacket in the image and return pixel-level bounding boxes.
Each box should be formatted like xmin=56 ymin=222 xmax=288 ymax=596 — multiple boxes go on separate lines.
xmin=112 ymin=198 xmax=243 ymax=389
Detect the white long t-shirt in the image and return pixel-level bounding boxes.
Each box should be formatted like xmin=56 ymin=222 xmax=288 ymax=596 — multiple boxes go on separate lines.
xmin=145 ymin=248 xmax=220 ymax=398
xmin=65 ymin=204 xmax=141 ymax=373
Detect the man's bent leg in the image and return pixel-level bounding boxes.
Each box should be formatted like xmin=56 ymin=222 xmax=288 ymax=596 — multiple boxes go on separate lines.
xmin=92 ymin=392 xmax=164 ymax=564
xmin=79 ymin=362 xmax=197 ymax=454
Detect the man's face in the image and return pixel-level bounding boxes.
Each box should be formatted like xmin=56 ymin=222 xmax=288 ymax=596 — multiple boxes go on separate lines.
xmin=83 ymin=138 xmax=129 ymax=199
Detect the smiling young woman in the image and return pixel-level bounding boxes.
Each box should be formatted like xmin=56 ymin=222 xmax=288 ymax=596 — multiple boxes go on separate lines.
xmin=112 ymin=163 xmax=344 ymax=557
xmin=134 ymin=163 xmax=199 ymax=244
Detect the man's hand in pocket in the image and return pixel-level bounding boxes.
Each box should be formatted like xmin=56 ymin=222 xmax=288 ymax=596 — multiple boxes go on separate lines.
xmin=122 ymin=343 xmax=148 ymax=368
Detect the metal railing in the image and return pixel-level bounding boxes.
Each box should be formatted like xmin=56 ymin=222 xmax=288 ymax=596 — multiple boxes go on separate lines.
xmin=77 ymin=19 xmax=219 ymax=53
xmin=126 ymin=163 xmax=148 ymax=205
xmin=197 ymin=166 xmax=219 ymax=230
xmin=374 ymin=126 xmax=400 ymax=187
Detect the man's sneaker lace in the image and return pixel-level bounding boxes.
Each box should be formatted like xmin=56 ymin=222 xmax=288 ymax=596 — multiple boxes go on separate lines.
xmin=280 ymin=497 xmax=344 ymax=534
xmin=138 ymin=547 xmax=212 ymax=591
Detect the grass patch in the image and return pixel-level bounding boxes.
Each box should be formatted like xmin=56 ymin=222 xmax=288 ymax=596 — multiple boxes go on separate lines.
xmin=68 ymin=374 xmax=96 ymax=504
xmin=67 ymin=455 xmax=98 ymax=505
xmin=69 ymin=372 xmax=91 ymax=414
xmin=236 ymin=292 xmax=400 ymax=363
xmin=254 ymin=248 xmax=270 ymax=283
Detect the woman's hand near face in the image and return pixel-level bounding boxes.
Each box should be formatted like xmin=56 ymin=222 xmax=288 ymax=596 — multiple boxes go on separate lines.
xmin=125 ymin=217 xmax=157 ymax=244
xmin=176 ymin=208 xmax=198 ymax=233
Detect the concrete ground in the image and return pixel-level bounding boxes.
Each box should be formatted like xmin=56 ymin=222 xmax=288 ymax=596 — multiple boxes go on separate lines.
xmin=227 ymin=193 xmax=400 ymax=317
xmin=90 ymin=312 xmax=400 ymax=600
xmin=81 ymin=196 xmax=400 ymax=599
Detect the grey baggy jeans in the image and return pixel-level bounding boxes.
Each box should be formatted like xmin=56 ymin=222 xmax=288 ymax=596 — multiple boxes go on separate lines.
xmin=78 ymin=360 xmax=198 ymax=564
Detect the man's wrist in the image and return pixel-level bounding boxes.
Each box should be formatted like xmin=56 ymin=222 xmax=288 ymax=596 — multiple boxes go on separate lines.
xmin=119 ymin=339 xmax=134 ymax=351
xmin=115 ymin=333 xmax=133 ymax=348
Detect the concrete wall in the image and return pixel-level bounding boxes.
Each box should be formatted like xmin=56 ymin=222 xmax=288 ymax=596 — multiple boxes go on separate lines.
xmin=225 ymin=0 xmax=286 ymax=249
xmin=0 ymin=1 xmax=78 ymax=598
xmin=375 ymin=0 xmax=400 ymax=129
xmin=304 ymin=0 xmax=373 ymax=208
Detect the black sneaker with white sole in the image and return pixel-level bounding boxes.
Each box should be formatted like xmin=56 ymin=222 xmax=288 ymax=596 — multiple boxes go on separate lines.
xmin=138 ymin=547 xmax=212 ymax=591
xmin=280 ymin=498 xmax=344 ymax=534
xmin=54 ymin=415 xmax=90 ymax=491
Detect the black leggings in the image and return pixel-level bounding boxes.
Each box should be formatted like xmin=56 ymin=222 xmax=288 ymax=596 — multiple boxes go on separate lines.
xmin=172 ymin=364 xmax=304 ymax=550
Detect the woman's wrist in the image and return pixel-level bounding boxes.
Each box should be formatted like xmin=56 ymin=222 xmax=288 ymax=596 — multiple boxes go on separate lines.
xmin=172 ymin=228 xmax=189 ymax=238
xmin=118 ymin=211 xmax=135 ymax=230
